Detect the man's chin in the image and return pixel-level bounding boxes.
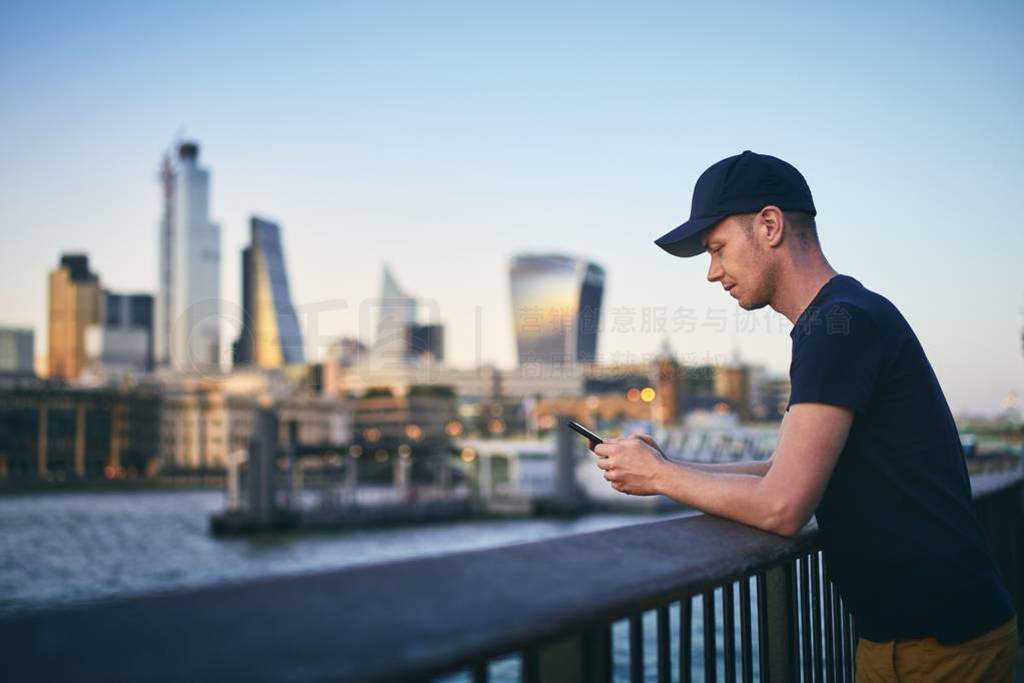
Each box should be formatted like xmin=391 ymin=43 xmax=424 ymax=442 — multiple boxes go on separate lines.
xmin=737 ymin=297 xmax=767 ymax=312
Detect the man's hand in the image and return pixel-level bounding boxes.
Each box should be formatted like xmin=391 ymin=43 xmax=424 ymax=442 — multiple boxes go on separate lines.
xmin=592 ymin=432 xmax=669 ymax=496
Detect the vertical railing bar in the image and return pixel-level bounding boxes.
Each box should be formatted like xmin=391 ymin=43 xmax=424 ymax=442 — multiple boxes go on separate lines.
xmin=657 ymin=605 xmax=671 ymax=683
xmin=724 ymin=581 xmax=736 ymax=682
xmin=838 ymin=597 xmax=849 ymax=683
xmin=833 ymin=586 xmax=845 ymax=683
xmin=582 ymin=623 xmax=613 ymax=683
xmin=680 ymin=597 xmax=693 ymax=683
xmin=800 ymin=554 xmax=812 ymax=682
xmin=757 ymin=572 xmax=770 ymax=683
xmin=703 ymin=590 xmax=716 ymax=683
xmin=740 ymin=576 xmax=753 ymax=683
xmin=811 ymin=552 xmax=823 ymax=683
xmin=521 ymin=647 xmax=538 ymax=683
xmin=791 ymin=559 xmax=802 ymax=681
xmin=630 ymin=613 xmax=644 ymax=683
xmin=471 ymin=660 xmax=488 ymax=683
xmin=823 ymin=554 xmax=835 ymax=683
xmin=846 ymin=610 xmax=856 ymax=683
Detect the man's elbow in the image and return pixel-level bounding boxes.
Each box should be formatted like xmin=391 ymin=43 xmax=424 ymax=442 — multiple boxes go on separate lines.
xmin=762 ymin=500 xmax=808 ymax=538
xmin=769 ymin=517 xmax=806 ymax=538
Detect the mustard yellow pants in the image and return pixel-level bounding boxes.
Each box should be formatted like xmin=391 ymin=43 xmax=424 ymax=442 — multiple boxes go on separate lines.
xmin=855 ymin=615 xmax=1017 ymax=682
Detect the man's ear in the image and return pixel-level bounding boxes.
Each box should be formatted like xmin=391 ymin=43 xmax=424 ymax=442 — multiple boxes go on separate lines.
xmin=758 ymin=205 xmax=785 ymax=248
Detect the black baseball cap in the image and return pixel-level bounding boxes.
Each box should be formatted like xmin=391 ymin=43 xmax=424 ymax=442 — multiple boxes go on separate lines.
xmin=654 ymin=150 xmax=817 ymax=258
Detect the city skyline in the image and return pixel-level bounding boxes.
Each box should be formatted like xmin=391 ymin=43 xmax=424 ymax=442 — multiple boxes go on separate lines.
xmin=1 ymin=2 xmax=1022 ymax=415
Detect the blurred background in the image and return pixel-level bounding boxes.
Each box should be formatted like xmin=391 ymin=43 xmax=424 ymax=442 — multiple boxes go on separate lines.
xmin=1 ymin=0 xmax=1022 ymax=664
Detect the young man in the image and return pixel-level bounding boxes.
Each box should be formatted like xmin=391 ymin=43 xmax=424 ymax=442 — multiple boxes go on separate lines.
xmin=592 ymin=151 xmax=1017 ymax=681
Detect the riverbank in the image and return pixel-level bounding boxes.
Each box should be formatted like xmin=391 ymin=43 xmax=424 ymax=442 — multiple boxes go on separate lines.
xmin=0 ymin=477 xmax=225 ymax=496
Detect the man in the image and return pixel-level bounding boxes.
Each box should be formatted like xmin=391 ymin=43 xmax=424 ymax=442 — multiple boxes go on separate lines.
xmin=592 ymin=151 xmax=1017 ymax=681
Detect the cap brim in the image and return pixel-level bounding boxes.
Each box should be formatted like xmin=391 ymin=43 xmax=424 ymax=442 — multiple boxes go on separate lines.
xmin=654 ymin=214 xmax=728 ymax=258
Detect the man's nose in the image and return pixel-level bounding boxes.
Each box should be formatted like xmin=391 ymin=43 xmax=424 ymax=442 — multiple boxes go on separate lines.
xmin=707 ymin=256 xmax=723 ymax=283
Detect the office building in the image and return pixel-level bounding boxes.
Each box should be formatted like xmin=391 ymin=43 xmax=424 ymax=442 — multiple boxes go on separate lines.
xmin=232 ymin=217 xmax=304 ymax=368
xmin=156 ymin=141 xmax=221 ymax=372
xmin=509 ymin=254 xmax=604 ymax=366
xmin=84 ymin=291 xmax=155 ymax=378
xmin=0 ymin=327 xmax=35 ymax=376
xmin=48 ymin=254 xmax=102 ymax=380
xmin=372 ymin=265 xmax=418 ymax=364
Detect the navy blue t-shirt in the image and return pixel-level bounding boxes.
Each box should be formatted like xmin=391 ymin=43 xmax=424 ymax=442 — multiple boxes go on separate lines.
xmin=787 ymin=274 xmax=1015 ymax=644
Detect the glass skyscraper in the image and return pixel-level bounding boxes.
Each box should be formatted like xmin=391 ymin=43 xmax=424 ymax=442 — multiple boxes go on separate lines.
xmin=156 ymin=141 xmax=221 ymax=372
xmin=232 ymin=217 xmax=304 ymax=368
xmin=372 ymin=265 xmax=418 ymax=365
xmin=509 ymin=254 xmax=605 ymax=366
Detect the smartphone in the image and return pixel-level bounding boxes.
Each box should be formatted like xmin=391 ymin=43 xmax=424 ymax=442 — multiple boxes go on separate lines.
xmin=567 ymin=420 xmax=603 ymax=446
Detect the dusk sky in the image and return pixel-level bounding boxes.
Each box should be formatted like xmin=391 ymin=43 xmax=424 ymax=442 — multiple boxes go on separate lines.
xmin=2 ymin=1 xmax=1022 ymax=415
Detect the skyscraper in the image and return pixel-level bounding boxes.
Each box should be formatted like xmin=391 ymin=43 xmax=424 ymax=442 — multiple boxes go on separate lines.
xmin=48 ymin=254 xmax=102 ymax=380
xmin=232 ymin=217 xmax=304 ymax=368
xmin=509 ymin=254 xmax=605 ymax=366
xmin=372 ymin=265 xmax=418 ymax=364
xmin=156 ymin=141 xmax=221 ymax=372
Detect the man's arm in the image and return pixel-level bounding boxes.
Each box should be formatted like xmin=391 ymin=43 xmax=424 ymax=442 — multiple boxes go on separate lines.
xmin=595 ymin=403 xmax=851 ymax=537
xmin=630 ymin=413 xmax=791 ymax=477
xmin=673 ymin=459 xmax=773 ymax=477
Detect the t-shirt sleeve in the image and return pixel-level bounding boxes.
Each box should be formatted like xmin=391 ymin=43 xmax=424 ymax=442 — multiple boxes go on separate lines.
xmin=788 ymin=303 xmax=884 ymax=413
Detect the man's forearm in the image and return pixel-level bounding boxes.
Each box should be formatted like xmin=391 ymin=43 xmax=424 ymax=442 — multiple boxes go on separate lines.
xmin=656 ymin=460 xmax=789 ymax=535
xmin=673 ymin=458 xmax=773 ymax=477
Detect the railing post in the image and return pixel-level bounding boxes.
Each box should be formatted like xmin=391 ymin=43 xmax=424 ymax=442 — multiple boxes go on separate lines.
xmin=523 ymin=633 xmax=593 ymax=683
xmin=762 ymin=562 xmax=798 ymax=682
xmin=583 ymin=623 xmax=613 ymax=683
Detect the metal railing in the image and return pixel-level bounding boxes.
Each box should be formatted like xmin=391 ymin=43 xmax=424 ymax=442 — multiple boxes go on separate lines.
xmin=2 ymin=469 xmax=1020 ymax=683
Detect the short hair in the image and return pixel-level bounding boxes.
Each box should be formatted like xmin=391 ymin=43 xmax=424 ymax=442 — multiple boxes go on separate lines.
xmin=737 ymin=210 xmax=819 ymax=249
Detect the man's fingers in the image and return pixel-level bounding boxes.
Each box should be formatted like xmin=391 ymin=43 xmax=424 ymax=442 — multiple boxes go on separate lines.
xmin=629 ymin=431 xmax=656 ymax=446
xmin=593 ymin=443 xmax=615 ymax=458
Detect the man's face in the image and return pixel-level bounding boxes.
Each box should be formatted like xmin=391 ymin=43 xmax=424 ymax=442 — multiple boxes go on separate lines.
xmin=701 ymin=214 xmax=776 ymax=311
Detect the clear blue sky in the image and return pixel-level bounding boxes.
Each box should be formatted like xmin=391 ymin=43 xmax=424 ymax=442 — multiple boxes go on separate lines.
xmin=1 ymin=1 xmax=1022 ymax=415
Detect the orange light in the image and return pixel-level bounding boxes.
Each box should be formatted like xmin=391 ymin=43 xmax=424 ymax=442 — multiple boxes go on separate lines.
xmin=627 ymin=388 xmax=641 ymax=402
